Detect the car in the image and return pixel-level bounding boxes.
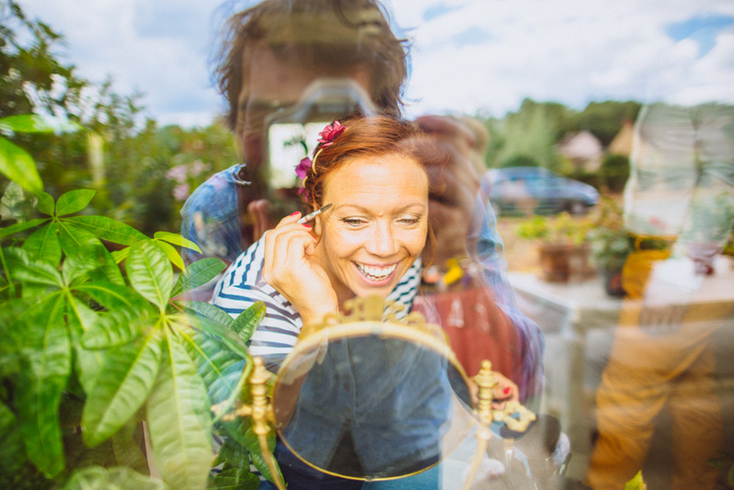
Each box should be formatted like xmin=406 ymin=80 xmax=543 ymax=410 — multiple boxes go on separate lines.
xmin=481 ymin=166 xmax=599 ymax=216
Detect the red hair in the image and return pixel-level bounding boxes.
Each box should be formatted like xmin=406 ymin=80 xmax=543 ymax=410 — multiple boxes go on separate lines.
xmin=301 ymin=115 xmax=443 ymax=213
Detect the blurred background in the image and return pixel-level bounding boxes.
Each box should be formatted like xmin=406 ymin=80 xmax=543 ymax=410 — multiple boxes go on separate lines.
xmin=2 ymin=0 xmax=734 ymax=487
xmin=4 ymin=0 xmax=732 ymax=252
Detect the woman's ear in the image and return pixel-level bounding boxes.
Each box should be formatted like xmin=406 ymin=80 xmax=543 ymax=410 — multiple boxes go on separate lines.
xmin=313 ymin=215 xmax=323 ymax=237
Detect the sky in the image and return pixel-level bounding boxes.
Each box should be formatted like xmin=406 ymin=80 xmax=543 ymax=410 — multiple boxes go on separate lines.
xmin=17 ymin=0 xmax=734 ymax=127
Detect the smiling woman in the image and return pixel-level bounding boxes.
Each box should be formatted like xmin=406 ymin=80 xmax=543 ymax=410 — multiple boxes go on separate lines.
xmin=212 ymin=116 xmax=441 ymax=367
xmin=209 ymin=116 xmax=520 ymax=489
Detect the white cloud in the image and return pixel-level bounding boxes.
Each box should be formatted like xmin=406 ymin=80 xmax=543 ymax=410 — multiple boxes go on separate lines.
xmin=20 ymin=0 xmax=222 ymax=127
xmin=393 ymin=0 xmax=734 ymax=117
xmin=17 ymin=0 xmax=734 ymax=126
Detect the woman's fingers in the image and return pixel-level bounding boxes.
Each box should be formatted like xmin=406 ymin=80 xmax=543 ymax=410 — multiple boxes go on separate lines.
xmin=491 ymin=373 xmax=520 ymax=404
xmin=264 ymin=212 xmax=305 ymax=264
xmin=262 ymin=212 xmax=338 ymax=325
xmin=263 ymin=214 xmax=316 ymax=283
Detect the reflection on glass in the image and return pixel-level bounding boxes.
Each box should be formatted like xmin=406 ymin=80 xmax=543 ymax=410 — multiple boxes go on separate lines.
xmin=272 ymin=334 xmax=473 ymax=479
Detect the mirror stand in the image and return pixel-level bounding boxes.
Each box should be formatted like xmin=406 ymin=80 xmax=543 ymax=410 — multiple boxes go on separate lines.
xmin=462 ymin=360 xmax=537 ymax=490
xmin=215 ymin=297 xmax=536 ymax=489
xmin=218 ymin=357 xmax=287 ymax=490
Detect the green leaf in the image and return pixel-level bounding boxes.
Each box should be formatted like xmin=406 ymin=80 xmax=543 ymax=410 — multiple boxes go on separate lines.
xmin=6 ymin=246 xmax=63 ymax=288
xmin=82 ymin=332 xmax=161 ymax=447
xmin=210 ymin=467 xmax=260 ymax=490
xmin=110 ymin=422 xmax=149 ymax=475
xmin=64 ymin=215 xmax=148 ymax=246
xmin=82 ymin=305 xmax=153 ymax=350
xmin=180 ymin=329 xmax=249 ymax=412
xmin=0 ymin=136 xmax=43 ymax=194
xmin=65 ymin=298 xmax=106 ymax=394
xmin=37 ymin=191 xmax=55 ymax=216
xmin=56 ymin=189 xmax=95 ymax=217
xmin=232 ymin=302 xmax=266 ymax=343
xmin=242 ymin=426 xmax=280 ymax=483
xmin=146 ymin=332 xmax=212 ymax=490
xmin=111 ymin=247 xmax=130 ymax=264
xmin=22 ymin=222 xmax=61 ymax=266
xmin=15 ymin=295 xmax=71 ymax=478
xmin=0 ymin=114 xmax=79 ymax=133
xmin=62 ymin=465 xmax=166 ymax=490
xmin=157 ymin=239 xmax=185 ymax=271
xmin=183 ymin=304 xmax=249 ymax=360
xmin=708 ymin=458 xmax=731 ymax=469
xmin=0 ymin=217 xmax=48 ymax=239
xmin=154 ymin=231 xmax=202 ymax=254
xmin=182 ymin=300 xmax=234 ymax=329
xmin=0 ymin=300 xmax=29 ymax=376
xmin=58 ymin=224 xmax=124 ymax=285
xmin=207 ymin=360 xmax=249 ymax=424
xmin=171 ymin=258 xmax=226 ymax=299
xmin=624 ymin=471 xmax=646 ymax=490
xmin=210 ymin=438 xmax=260 ymax=490
xmin=127 ymin=241 xmax=173 ymax=311
xmin=76 ymin=281 xmax=148 ymax=311
xmin=62 ymin=241 xmax=116 ymax=285
xmin=0 ymin=400 xmax=27 ymax=477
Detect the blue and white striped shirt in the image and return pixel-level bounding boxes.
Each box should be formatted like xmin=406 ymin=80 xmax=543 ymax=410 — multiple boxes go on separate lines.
xmin=211 ymin=234 xmax=422 ymax=369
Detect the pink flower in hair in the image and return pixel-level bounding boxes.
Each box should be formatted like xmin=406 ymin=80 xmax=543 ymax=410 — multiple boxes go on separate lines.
xmin=295 ymin=157 xmax=312 ymax=179
xmin=317 ymin=121 xmax=346 ymax=147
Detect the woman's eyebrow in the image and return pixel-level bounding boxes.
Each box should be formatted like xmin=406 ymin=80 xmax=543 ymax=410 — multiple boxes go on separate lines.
xmin=333 ymin=203 xmax=427 ymax=213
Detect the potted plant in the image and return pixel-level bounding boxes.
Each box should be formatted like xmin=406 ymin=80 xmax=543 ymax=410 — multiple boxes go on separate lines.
xmin=0 ymin=115 xmax=279 ymax=489
xmin=587 ymin=197 xmax=630 ymax=297
xmin=516 ymin=212 xmax=593 ymax=283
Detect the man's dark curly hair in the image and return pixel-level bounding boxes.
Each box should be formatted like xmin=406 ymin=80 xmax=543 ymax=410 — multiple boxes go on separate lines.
xmin=214 ymin=0 xmax=409 ymax=130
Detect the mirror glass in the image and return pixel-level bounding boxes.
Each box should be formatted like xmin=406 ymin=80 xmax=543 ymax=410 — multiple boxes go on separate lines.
xmin=271 ymin=324 xmax=476 ymax=480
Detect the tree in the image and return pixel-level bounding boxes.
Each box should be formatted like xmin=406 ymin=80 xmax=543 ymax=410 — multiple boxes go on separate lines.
xmin=564 ymin=101 xmax=641 ymax=147
xmin=1 ymin=1 xmax=237 ymax=237
xmin=489 ymin=99 xmax=569 ymax=172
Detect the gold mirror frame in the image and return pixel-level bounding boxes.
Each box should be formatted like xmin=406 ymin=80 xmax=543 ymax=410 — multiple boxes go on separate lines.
xmin=217 ymin=296 xmax=536 ymax=490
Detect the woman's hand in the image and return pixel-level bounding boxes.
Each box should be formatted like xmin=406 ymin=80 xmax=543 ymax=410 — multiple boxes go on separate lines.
xmin=490 ymin=372 xmax=519 ymax=410
xmin=262 ymin=212 xmax=338 ymax=325
xmin=467 ymin=371 xmax=520 ymax=410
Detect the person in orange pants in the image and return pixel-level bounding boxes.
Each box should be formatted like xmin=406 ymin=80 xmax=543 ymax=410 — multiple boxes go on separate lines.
xmin=586 ymin=300 xmax=729 ymax=489
xmin=586 ymin=101 xmax=734 ymax=489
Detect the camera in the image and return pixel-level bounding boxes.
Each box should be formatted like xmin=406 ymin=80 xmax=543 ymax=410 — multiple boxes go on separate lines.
xmin=264 ymin=78 xmax=377 ymax=190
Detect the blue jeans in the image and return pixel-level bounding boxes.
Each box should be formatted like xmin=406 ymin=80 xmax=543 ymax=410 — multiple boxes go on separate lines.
xmin=261 ymin=439 xmax=442 ymax=489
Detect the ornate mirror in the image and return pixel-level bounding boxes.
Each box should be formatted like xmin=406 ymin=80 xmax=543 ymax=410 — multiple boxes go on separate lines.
xmin=219 ymin=296 xmax=535 ymax=489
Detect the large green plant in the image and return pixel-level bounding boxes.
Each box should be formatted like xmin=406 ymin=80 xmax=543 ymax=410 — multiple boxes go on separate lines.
xmin=1 ymin=116 xmax=277 ymax=489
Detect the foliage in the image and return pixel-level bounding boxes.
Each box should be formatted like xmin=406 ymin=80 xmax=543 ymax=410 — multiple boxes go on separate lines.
xmin=500 ymin=154 xmax=539 ymax=169
xmin=587 ymin=197 xmax=630 ymax=271
xmin=564 ymin=101 xmax=641 ymax=147
xmin=1 ymin=119 xmax=276 ymax=489
xmin=61 ymin=466 xmax=166 ymax=490
xmin=723 ymin=225 xmax=734 ymax=257
xmin=0 ymin=1 xmax=237 ymax=237
xmin=103 ymin=120 xmax=237 ymax=237
xmin=516 ymin=212 xmax=592 ymax=246
xmin=567 ymin=167 xmax=601 ymax=190
xmin=479 ymin=99 xmax=642 ymax=184
xmin=708 ymin=450 xmax=734 ymax=486
xmin=624 ymin=470 xmax=647 ymax=490
xmin=486 ymin=99 xmax=566 ymax=171
xmin=600 ymin=154 xmax=629 ymax=193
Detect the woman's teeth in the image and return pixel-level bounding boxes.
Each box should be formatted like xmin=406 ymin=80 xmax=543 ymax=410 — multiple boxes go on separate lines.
xmin=356 ymin=263 xmax=397 ymax=280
